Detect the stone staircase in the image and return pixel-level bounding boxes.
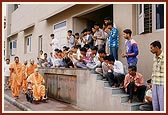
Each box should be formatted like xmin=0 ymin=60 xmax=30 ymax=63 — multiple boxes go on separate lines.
xmin=95 ymin=74 xmax=144 ymax=111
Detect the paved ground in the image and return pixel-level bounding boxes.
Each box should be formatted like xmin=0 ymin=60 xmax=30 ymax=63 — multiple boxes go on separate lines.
xmin=4 ymin=100 xmax=21 ymax=111
xmin=4 ymin=89 xmax=81 ymax=111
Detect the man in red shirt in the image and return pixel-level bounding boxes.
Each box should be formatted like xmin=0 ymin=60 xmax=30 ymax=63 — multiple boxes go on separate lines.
xmin=124 ymin=65 xmax=146 ymax=103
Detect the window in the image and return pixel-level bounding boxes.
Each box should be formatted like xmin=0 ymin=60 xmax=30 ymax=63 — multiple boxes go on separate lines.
xmin=25 ymin=35 xmax=32 ymax=53
xmin=53 ymin=21 xmax=67 ymax=48
xmin=156 ymin=4 xmax=164 ymax=29
xmin=38 ymin=35 xmax=43 ymax=51
xmin=54 ymin=21 xmax=66 ymax=30
xmin=9 ymin=40 xmax=17 ymax=56
xmin=14 ymin=4 xmax=20 ymax=10
xmin=138 ymin=4 xmax=152 ymax=34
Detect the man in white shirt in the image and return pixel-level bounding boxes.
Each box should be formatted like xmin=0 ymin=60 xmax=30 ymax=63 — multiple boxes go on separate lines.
xmin=67 ymin=30 xmax=75 ymax=48
xmin=50 ymin=34 xmax=59 ymax=53
xmin=4 ymin=59 xmax=10 ymax=90
xmin=105 ymin=55 xmax=125 ymax=88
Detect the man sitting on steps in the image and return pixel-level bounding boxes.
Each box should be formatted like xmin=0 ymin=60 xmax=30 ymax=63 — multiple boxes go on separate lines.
xmin=124 ymin=65 xmax=146 ymax=103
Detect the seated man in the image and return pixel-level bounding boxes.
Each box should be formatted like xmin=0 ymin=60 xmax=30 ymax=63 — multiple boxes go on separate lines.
xmin=139 ymin=79 xmax=153 ymax=111
xmin=76 ymin=47 xmax=90 ymax=68
xmin=124 ymin=65 xmax=146 ymax=103
xmin=39 ymin=53 xmax=53 ymax=68
xmin=105 ymin=55 xmax=125 ymax=87
xmin=27 ymin=68 xmax=47 ymax=101
xmin=86 ymin=46 xmax=101 ymax=70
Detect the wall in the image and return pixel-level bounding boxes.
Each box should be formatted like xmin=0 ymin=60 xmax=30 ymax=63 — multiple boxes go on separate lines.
xmin=38 ymin=68 xmax=117 ymax=111
xmin=113 ymin=4 xmax=164 ymax=81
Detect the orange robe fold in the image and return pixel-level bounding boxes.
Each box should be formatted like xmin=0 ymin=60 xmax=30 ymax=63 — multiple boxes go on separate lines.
xmin=22 ymin=65 xmax=28 ymax=93
xmin=9 ymin=62 xmax=23 ymax=97
xmin=27 ymin=73 xmax=45 ymax=100
xmin=27 ymin=64 xmax=37 ymax=76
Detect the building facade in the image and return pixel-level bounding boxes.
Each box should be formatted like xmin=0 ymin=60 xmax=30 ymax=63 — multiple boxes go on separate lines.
xmin=4 ymin=3 xmax=165 ymax=81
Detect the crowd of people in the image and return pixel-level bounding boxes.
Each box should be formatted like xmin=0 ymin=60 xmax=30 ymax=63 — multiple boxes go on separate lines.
xmin=4 ymin=16 xmax=164 ymax=111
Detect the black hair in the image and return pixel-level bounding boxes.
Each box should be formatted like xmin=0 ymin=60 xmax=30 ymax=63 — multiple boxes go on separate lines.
xmin=98 ymin=48 xmax=106 ymax=54
xmin=77 ymin=45 xmax=81 ymax=49
xmin=58 ymin=50 xmax=62 ymax=53
xmin=123 ymin=29 xmax=132 ymax=36
xmin=84 ymin=44 xmax=90 ymax=49
xmin=6 ymin=58 xmax=10 ymax=61
xmin=14 ymin=56 xmax=19 ymax=60
xmin=150 ymin=40 xmax=161 ymax=49
xmin=63 ymin=46 xmax=67 ymax=49
xmin=50 ymin=34 xmax=54 ymax=37
xmin=106 ymin=21 xmax=113 ymax=26
xmin=91 ymin=46 xmax=98 ymax=51
xmin=73 ymin=45 xmax=79 ymax=49
xmin=147 ymin=79 xmax=152 ymax=84
xmin=104 ymin=17 xmax=111 ymax=21
xmin=80 ymin=47 xmax=87 ymax=52
xmin=65 ymin=47 xmax=69 ymax=51
xmin=44 ymin=53 xmax=47 ymax=55
xmin=94 ymin=22 xmax=100 ymax=26
xmin=87 ymin=28 xmax=92 ymax=32
xmin=107 ymin=55 xmax=115 ymax=62
xmin=75 ymin=33 xmax=79 ymax=36
xmin=82 ymin=29 xmax=88 ymax=33
xmin=128 ymin=65 xmax=137 ymax=72
xmin=68 ymin=30 xmax=72 ymax=33
xmin=103 ymin=56 xmax=109 ymax=60
xmin=54 ymin=48 xmax=60 ymax=52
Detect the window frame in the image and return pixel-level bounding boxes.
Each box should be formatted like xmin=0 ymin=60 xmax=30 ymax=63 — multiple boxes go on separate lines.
xmin=9 ymin=40 xmax=17 ymax=56
xmin=25 ymin=34 xmax=32 ymax=54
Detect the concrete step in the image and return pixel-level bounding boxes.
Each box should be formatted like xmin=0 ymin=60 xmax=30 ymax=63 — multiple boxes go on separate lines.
xmin=96 ymin=74 xmax=103 ymax=80
xmin=121 ymin=102 xmax=145 ymax=111
xmin=104 ymin=87 xmax=125 ymax=94
xmin=112 ymin=94 xmax=129 ymax=103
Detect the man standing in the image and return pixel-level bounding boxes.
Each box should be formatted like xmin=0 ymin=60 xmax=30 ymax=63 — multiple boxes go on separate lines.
xmin=67 ymin=30 xmax=75 ymax=48
xmin=4 ymin=59 xmax=10 ymax=90
xmin=50 ymin=34 xmax=59 ymax=53
xmin=122 ymin=29 xmax=139 ymax=67
xmin=107 ymin=21 xmax=119 ymax=60
xmin=22 ymin=59 xmax=28 ymax=94
xmin=27 ymin=68 xmax=47 ymax=101
xmin=93 ymin=23 xmax=105 ymax=50
xmin=9 ymin=56 xmax=23 ymax=99
xmin=150 ymin=41 xmax=164 ymax=111
xmin=27 ymin=59 xmax=38 ymax=77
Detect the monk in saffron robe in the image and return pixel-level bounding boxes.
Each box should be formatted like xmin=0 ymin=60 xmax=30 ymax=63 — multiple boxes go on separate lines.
xmin=22 ymin=59 xmax=28 ymax=94
xmin=27 ymin=68 xmax=46 ymax=101
xmin=9 ymin=56 xmax=23 ymax=99
xmin=27 ymin=59 xmax=37 ymax=77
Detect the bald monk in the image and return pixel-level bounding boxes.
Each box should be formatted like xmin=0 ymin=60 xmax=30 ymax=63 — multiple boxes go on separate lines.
xmin=27 ymin=68 xmax=47 ymax=101
xmin=9 ymin=56 xmax=23 ymax=99
xmin=22 ymin=59 xmax=28 ymax=94
xmin=27 ymin=59 xmax=37 ymax=77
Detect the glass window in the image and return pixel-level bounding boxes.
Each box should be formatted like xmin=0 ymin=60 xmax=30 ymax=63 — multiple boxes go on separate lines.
xmin=25 ymin=35 xmax=32 ymax=53
xmin=156 ymin=4 xmax=164 ymax=29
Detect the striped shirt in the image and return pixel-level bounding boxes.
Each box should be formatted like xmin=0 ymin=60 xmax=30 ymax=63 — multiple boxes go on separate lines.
xmin=151 ymin=51 xmax=164 ymax=85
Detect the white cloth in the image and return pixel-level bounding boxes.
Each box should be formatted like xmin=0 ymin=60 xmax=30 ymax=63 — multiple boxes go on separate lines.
xmin=107 ymin=60 xmax=124 ymax=74
xmin=4 ymin=63 xmax=10 ymax=76
xmin=113 ymin=60 xmax=124 ymax=74
xmin=51 ymin=38 xmax=59 ymax=51
xmin=145 ymin=89 xmax=152 ymax=102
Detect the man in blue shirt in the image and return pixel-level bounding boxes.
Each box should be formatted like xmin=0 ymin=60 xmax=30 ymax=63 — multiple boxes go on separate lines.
xmin=122 ymin=29 xmax=139 ymax=67
xmin=107 ymin=21 xmax=119 ymax=60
